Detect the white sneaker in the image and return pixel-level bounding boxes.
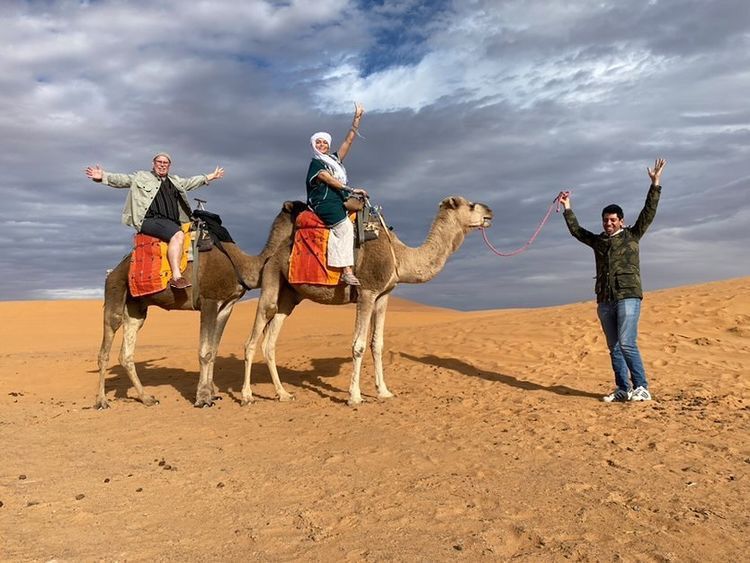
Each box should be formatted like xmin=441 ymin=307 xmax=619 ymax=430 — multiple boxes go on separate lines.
xmin=630 ymin=386 xmax=652 ymax=401
xmin=602 ymin=388 xmax=632 ymax=403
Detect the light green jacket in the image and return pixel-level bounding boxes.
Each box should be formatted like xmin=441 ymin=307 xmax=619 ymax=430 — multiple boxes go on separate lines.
xmin=100 ymin=170 xmax=209 ymax=230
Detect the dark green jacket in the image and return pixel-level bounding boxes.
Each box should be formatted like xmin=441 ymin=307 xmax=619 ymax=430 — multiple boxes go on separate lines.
xmin=563 ymin=184 xmax=661 ymax=303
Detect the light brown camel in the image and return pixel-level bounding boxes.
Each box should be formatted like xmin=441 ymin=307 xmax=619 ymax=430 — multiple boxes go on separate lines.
xmin=96 ymin=201 xmax=304 ymax=409
xmin=241 ymin=196 xmax=493 ymax=406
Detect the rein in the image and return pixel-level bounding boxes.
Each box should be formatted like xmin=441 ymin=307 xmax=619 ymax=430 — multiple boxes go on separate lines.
xmin=480 ymin=191 xmax=569 ymax=257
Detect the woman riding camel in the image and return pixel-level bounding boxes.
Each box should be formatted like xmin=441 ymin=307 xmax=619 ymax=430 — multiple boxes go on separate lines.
xmin=306 ymin=102 xmax=368 ymax=286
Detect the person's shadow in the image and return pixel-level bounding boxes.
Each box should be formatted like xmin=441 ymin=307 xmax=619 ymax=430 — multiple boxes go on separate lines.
xmin=399 ymin=353 xmax=600 ymax=399
xmin=104 ymin=354 xmax=354 ymax=405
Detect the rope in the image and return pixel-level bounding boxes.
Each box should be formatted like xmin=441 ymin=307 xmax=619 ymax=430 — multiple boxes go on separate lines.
xmin=480 ymin=191 xmax=569 ymax=257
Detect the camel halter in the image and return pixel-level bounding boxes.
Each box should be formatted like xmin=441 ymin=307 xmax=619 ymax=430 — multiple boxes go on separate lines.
xmin=480 ymin=191 xmax=569 ymax=257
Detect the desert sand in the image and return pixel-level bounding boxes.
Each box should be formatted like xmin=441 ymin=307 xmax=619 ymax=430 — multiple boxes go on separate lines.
xmin=0 ymin=277 xmax=748 ymax=561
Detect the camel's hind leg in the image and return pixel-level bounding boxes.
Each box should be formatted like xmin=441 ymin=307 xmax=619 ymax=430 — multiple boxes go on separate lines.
xmin=195 ymin=298 xmax=239 ymax=408
xmin=118 ymin=301 xmax=157 ymax=406
xmin=261 ymin=287 xmax=297 ymax=402
xmin=370 ymin=293 xmax=394 ymax=399
xmin=242 ymin=273 xmax=282 ymax=406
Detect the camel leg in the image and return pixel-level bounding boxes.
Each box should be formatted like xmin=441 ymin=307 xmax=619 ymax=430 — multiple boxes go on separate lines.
xmin=241 ymin=276 xmax=281 ymax=406
xmin=96 ymin=289 xmax=127 ymax=410
xmin=348 ymin=291 xmax=377 ymax=406
xmin=206 ymin=298 xmax=240 ymax=400
xmin=118 ymin=301 xmax=158 ymax=406
xmin=370 ymin=293 xmax=394 ymax=399
xmin=195 ymin=299 xmax=225 ymax=408
xmin=261 ymin=287 xmax=297 ymax=401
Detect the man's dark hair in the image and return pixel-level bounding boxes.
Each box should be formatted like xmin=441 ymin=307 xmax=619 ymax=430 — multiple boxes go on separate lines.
xmin=601 ymin=204 xmax=624 ymax=219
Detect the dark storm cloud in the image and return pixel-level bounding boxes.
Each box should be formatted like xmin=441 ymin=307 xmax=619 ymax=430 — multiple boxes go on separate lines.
xmin=0 ymin=0 xmax=748 ymax=307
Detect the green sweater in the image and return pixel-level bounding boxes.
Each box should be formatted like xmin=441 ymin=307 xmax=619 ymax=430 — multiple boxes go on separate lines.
xmin=563 ymin=184 xmax=661 ymax=303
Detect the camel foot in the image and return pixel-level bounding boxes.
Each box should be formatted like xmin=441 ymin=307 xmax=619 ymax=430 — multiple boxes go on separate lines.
xmin=240 ymin=396 xmax=255 ymax=407
xmin=95 ymin=398 xmax=110 ymax=410
xmin=141 ymin=395 xmax=159 ymax=407
xmin=194 ymin=397 xmax=215 ymax=408
xmin=377 ymin=389 xmax=395 ymax=400
xmin=277 ymin=392 xmax=295 ymax=402
xmin=347 ymin=395 xmax=364 ymax=407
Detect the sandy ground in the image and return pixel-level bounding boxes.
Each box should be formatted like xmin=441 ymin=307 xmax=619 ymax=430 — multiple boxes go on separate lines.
xmin=0 ymin=277 xmax=748 ymax=561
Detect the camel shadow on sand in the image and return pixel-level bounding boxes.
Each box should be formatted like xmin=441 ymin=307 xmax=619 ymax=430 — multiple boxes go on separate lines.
xmin=104 ymin=355 xmax=353 ymax=405
xmin=400 ymin=353 xmax=601 ymax=399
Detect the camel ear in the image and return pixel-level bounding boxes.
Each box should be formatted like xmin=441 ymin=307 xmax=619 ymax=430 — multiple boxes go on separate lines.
xmin=282 ymin=201 xmax=294 ymax=213
xmin=440 ymin=196 xmax=459 ymax=210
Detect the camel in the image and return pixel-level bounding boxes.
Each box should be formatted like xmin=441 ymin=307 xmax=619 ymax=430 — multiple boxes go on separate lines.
xmin=241 ymin=196 xmax=493 ymax=406
xmin=96 ymin=201 xmax=304 ymax=409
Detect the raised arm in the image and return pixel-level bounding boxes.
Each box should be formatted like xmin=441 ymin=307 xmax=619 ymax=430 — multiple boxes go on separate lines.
xmin=85 ymin=165 xmax=134 ymax=188
xmin=337 ymin=102 xmax=364 ymax=161
xmin=630 ymin=158 xmax=666 ymax=238
xmin=560 ymin=192 xmax=599 ymax=247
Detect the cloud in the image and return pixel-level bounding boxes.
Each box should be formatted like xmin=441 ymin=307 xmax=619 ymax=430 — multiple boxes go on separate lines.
xmin=1 ymin=0 xmax=749 ymax=309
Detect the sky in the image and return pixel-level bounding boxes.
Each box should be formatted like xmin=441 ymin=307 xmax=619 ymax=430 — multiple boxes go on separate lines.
xmin=1 ymin=0 xmax=749 ymax=310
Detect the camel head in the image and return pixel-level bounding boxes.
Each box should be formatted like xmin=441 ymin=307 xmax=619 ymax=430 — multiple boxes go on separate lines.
xmin=439 ymin=196 xmax=493 ymax=231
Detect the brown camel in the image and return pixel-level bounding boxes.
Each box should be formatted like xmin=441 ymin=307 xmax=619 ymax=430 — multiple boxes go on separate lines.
xmin=241 ymin=196 xmax=493 ymax=406
xmin=96 ymin=201 xmax=304 ymax=409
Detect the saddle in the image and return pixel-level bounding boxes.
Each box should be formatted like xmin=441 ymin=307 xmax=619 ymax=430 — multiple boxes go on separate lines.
xmin=288 ymin=204 xmax=381 ymax=286
xmin=127 ymin=209 xmax=240 ymax=298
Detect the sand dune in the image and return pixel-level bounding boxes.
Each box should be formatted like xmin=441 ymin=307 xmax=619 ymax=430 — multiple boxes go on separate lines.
xmin=1 ymin=278 xmax=748 ymax=560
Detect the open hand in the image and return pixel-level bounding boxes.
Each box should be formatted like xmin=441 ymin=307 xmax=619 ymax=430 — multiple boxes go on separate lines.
xmin=85 ymin=164 xmax=103 ymax=181
xmin=207 ymin=166 xmax=224 ymax=182
xmin=354 ymin=101 xmax=365 ymax=120
xmin=647 ymin=158 xmax=666 ymax=185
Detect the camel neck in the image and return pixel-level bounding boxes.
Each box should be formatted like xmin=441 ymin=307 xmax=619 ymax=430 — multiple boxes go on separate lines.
xmin=394 ymin=212 xmax=465 ymax=284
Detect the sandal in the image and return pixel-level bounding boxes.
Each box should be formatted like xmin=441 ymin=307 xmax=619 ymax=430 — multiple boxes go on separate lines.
xmin=341 ymin=272 xmax=361 ymax=286
xmin=170 ymin=277 xmax=192 ymax=289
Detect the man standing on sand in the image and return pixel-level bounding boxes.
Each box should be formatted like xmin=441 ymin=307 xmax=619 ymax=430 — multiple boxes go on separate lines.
xmin=559 ymin=158 xmax=666 ymax=402
xmin=86 ymin=153 xmax=224 ymax=289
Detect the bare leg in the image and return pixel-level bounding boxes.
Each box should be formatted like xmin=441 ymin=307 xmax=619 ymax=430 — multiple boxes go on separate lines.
xmin=348 ymin=291 xmax=377 ymax=406
xmin=167 ymin=230 xmax=186 ymax=280
xmin=119 ymin=301 xmax=157 ymax=406
xmin=262 ymin=287 xmax=297 ymax=401
xmin=371 ymin=293 xmax=393 ymax=399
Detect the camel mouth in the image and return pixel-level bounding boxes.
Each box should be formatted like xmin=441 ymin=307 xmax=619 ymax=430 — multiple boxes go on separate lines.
xmin=482 ymin=216 xmax=492 ymax=228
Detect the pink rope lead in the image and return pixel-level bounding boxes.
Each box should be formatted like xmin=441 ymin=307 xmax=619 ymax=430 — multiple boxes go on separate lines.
xmin=480 ymin=191 xmax=570 ymax=257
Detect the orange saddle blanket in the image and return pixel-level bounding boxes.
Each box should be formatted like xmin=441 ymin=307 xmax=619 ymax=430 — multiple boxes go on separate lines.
xmin=288 ymin=210 xmax=354 ymax=286
xmin=128 ymin=224 xmax=191 ymax=297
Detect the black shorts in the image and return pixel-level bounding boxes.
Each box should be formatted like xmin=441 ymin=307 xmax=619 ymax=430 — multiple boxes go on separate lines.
xmin=139 ymin=217 xmax=181 ymax=242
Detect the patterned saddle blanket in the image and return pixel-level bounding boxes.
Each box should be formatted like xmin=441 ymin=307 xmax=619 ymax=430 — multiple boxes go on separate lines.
xmin=128 ymin=223 xmax=192 ymax=297
xmin=288 ymin=211 xmax=346 ymax=286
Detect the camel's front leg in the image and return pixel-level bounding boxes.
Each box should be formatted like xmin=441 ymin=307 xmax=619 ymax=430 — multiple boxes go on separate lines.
xmin=195 ymin=298 xmax=238 ymax=407
xmin=370 ymin=293 xmax=394 ymax=399
xmin=195 ymin=300 xmax=219 ymax=407
xmin=118 ymin=302 xmax=157 ymax=406
xmin=348 ymin=292 xmax=377 ymax=406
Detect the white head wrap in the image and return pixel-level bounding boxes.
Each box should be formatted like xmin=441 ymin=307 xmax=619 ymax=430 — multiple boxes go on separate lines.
xmin=152 ymin=152 xmax=172 ymax=163
xmin=310 ymin=132 xmax=347 ymax=185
